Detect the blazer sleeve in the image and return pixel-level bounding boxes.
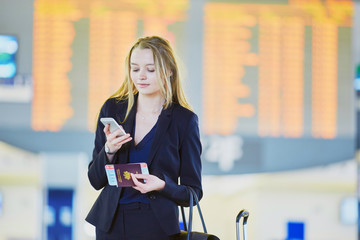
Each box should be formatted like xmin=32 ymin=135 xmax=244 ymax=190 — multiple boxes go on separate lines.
xmin=159 ymin=113 xmax=203 ymax=206
xmin=87 ymin=101 xmax=114 ymax=190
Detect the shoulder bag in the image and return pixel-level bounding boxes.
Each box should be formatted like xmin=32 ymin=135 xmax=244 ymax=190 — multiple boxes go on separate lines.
xmin=171 ymin=187 xmax=220 ymax=240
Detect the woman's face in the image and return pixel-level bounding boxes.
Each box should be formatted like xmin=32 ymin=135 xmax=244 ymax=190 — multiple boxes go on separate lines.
xmin=130 ymin=47 xmax=161 ymax=97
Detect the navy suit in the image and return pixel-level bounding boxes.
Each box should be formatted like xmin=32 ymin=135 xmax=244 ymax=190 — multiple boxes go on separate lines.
xmin=86 ymin=96 xmax=203 ymax=236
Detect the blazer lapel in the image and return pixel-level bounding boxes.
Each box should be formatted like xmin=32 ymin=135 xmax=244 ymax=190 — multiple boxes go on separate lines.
xmin=122 ymin=105 xmax=136 ymax=135
xmin=115 ymin=97 xmax=137 ymax=164
xmin=146 ymin=105 xmax=173 ymax=166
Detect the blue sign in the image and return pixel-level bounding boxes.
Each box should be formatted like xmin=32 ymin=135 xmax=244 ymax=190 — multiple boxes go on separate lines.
xmin=46 ymin=189 xmax=73 ymax=240
xmin=286 ymin=221 xmax=305 ymax=240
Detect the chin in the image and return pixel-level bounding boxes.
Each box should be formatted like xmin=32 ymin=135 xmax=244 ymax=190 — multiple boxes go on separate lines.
xmin=139 ymin=91 xmax=161 ymax=97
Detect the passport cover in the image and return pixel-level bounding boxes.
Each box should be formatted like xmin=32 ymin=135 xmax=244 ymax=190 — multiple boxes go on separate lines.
xmin=105 ymin=163 xmax=149 ymax=187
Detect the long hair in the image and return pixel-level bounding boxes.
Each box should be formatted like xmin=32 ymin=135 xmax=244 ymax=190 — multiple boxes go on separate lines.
xmin=109 ymin=36 xmax=192 ymax=123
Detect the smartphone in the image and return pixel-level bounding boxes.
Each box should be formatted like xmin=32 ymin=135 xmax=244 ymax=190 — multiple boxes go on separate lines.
xmin=100 ymin=117 xmax=126 ymax=136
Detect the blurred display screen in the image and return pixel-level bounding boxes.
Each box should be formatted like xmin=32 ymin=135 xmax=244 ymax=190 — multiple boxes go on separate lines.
xmin=27 ymin=0 xmax=355 ymax=173
xmin=0 ymin=35 xmax=18 ymax=83
xmin=0 ymin=34 xmax=32 ymax=103
xmin=356 ymin=64 xmax=360 ymax=91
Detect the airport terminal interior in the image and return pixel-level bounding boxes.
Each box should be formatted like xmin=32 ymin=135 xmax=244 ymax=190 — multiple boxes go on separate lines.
xmin=0 ymin=0 xmax=360 ymax=239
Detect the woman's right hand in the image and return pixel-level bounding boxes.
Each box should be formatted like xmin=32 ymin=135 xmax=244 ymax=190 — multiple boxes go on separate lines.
xmin=104 ymin=124 xmax=132 ymax=154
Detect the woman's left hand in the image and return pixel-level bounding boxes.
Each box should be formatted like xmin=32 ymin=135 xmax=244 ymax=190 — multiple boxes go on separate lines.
xmin=131 ymin=173 xmax=165 ymax=194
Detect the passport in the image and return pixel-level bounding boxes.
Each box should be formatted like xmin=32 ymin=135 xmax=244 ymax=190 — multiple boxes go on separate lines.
xmin=105 ymin=163 xmax=149 ymax=187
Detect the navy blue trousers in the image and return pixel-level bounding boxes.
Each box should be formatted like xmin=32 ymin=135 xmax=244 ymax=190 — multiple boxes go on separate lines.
xmin=96 ymin=202 xmax=170 ymax=240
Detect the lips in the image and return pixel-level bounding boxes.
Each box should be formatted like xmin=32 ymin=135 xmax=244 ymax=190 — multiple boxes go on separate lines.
xmin=137 ymin=83 xmax=150 ymax=88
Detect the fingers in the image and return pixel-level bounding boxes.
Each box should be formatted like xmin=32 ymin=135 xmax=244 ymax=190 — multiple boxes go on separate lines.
xmin=131 ymin=174 xmax=165 ymax=193
xmin=132 ymin=174 xmax=149 ymax=180
xmin=106 ymin=136 xmax=132 ymax=154
xmin=103 ymin=124 xmax=127 ymax=139
xmin=131 ymin=173 xmax=147 ymax=193
xmin=112 ymin=128 xmax=126 ymax=137
xmin=131 ymin=173 xmax=148 ymax=186
xmin=111 ymin=134 xmax=132 ymax=146
xmin=102 ymin=123 xmax=131 ymax=154
xmin=105 ymin=125 xmax=132 ymax=145
xmin=109 ymin=128 xmax=127 ymax=139
xmin=131 ymin=173 xmax=141 ymax=185
xmin=103 ymin=124 xmax=111 ymax=135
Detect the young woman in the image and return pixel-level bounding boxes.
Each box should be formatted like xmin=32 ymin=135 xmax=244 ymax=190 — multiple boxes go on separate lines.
xmin=86 ymin=36 xmax=202 ymax=240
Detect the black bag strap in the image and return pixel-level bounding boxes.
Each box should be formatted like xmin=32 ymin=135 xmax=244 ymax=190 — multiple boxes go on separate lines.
xmin=186 ymin=187 xmax=194 ymax=239
xmin=181 ymin=187 xmax=208 ymax=240
xmin=189 ymin=187 xmax=207 ymax=233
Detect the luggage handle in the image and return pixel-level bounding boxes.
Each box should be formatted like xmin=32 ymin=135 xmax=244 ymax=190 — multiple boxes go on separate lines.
xmin=180 ymin=187 xmax=208 ymax=240
xmin=236 ymin=209 xmax=249 ymax=240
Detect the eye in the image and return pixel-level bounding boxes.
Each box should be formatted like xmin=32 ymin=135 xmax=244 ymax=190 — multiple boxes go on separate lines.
xmin=132 ymin=68 xmax=139 ymax=72
xmin=148 ymin=69 xmax=155 ymax=72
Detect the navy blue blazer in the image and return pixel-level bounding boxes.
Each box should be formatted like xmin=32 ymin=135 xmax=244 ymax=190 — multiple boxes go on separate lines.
xmin=85 ymin=96 xmax=203 ymax=235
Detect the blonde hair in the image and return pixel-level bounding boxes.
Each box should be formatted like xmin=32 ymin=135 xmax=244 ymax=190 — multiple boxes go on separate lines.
xmin=109 ymin=36 xmax=192 ymax=123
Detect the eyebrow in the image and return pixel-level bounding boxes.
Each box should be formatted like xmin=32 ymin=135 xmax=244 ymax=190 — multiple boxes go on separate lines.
xmin=130 ymin=63 xmax=155 ymax=66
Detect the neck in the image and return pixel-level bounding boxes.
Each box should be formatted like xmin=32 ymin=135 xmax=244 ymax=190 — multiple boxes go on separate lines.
xmin=137 ymin=93 xmax=165 ymax=113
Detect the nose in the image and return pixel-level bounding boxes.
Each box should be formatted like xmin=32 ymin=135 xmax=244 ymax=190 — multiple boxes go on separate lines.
xmin=139 ymin=69 xmax=146 ymax=80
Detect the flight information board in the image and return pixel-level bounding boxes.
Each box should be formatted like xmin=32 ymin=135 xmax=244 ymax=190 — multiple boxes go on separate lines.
xmin=29 ymin=0 xmax=355 ymax=173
